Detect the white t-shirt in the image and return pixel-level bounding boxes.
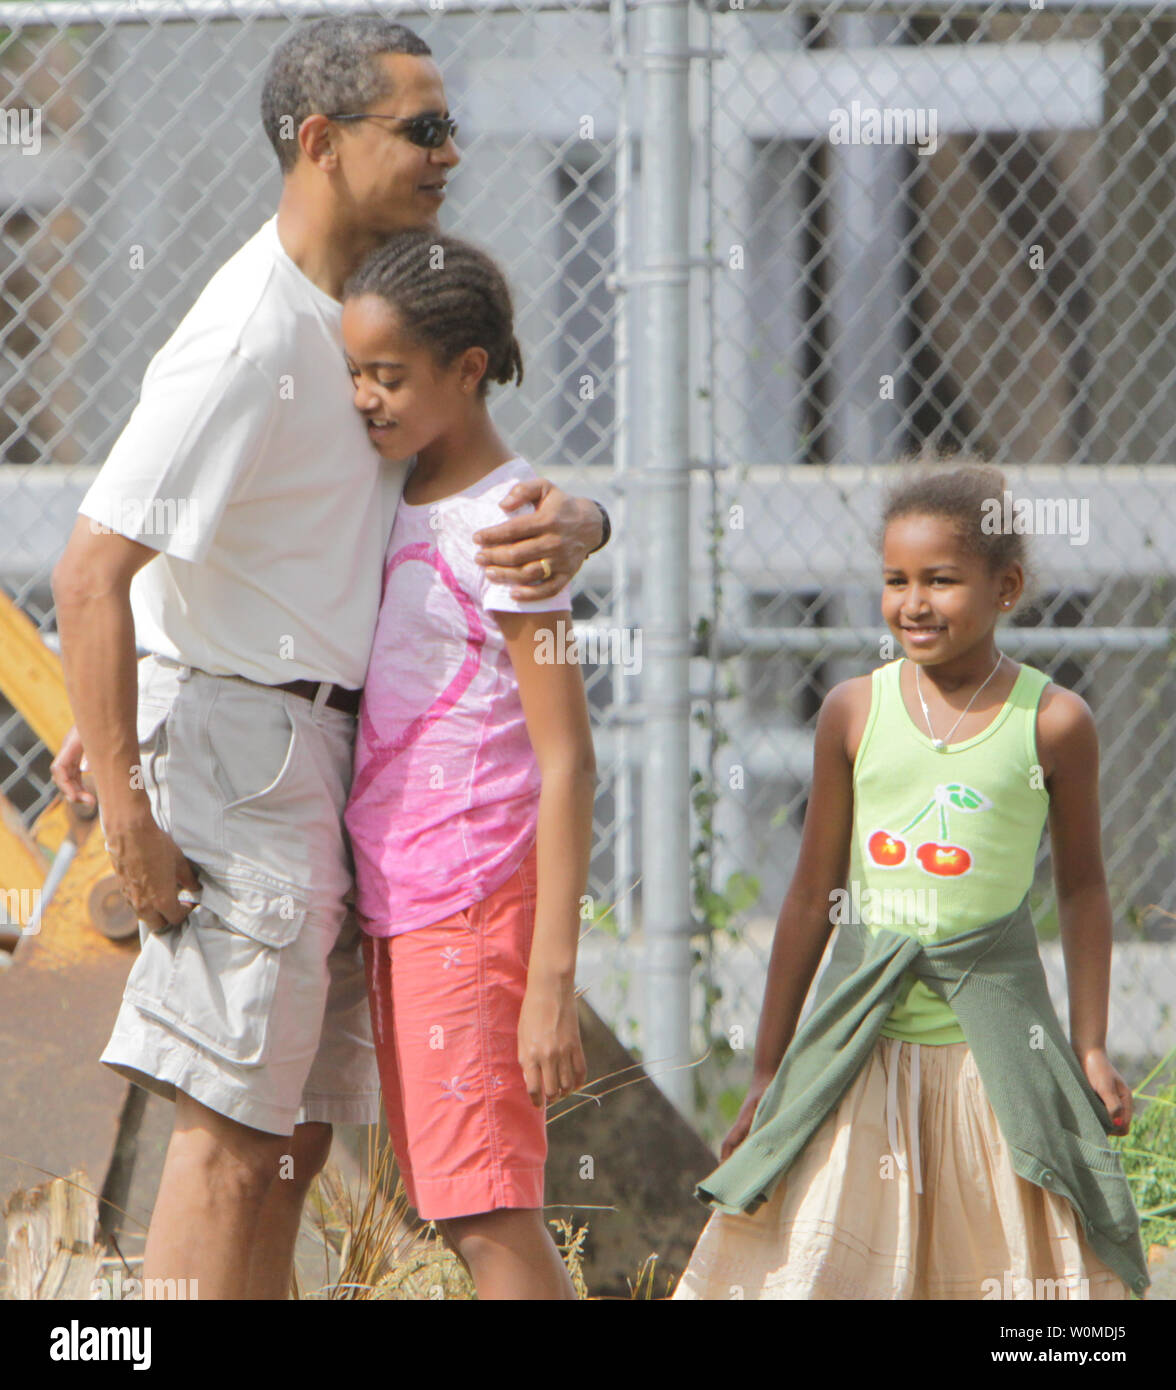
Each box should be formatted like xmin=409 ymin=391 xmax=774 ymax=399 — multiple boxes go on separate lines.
xmin=78 ymin=216 xmax=406 ymax=688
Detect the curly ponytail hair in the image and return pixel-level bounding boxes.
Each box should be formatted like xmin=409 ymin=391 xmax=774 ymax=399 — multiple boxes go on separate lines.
xmin=343 ymin=229 xmax=524 ymax=397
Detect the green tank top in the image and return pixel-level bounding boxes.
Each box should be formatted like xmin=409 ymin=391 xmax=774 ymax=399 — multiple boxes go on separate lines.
xmin=844 ymin=657 xmax=1052 ymax=1043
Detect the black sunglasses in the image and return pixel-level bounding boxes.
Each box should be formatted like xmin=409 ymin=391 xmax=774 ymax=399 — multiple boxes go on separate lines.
xmin=326 ymin=112 xmax=458 ymax=149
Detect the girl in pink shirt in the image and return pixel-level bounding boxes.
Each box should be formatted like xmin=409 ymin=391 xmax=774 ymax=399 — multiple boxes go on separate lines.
xmin=340 ymin=229 xmax=595 ymax=1300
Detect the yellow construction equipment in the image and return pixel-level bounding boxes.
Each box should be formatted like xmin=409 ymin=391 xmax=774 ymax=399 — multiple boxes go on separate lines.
xmin=0 ymin=590 xmax=132 ymax=957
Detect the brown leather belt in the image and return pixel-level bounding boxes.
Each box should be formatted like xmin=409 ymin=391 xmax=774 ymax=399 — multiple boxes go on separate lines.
xmin=270 ymin=678 xmax=361 ymax=716
xmin=151 ymin=656 xmax=361 ymax=716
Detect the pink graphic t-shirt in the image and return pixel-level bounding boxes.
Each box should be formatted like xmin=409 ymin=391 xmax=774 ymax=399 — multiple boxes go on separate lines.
xmin=345 ymin=456 xmax=573 ymax=935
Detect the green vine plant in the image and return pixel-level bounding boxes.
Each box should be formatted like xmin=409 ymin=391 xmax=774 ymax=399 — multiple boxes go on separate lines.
xmin=690 ymin=497 xmax=762 ymax=1141
xmin=1110 ymin=1049 xmax=1176 ymax=1257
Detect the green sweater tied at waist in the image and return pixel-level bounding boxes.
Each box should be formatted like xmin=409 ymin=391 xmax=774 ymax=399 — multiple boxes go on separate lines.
xmin=696 ymin=893 xmax=1149 ymax=1296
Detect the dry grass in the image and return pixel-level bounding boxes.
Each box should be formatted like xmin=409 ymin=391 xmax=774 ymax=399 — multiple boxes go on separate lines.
xmin=292 ymin=1129 xmax=598 ymax=1300
xmin=292 ymin=1129 xmax=467 ymax=1300
xmin=626 ymin=1253 xmax=677 ymax=1300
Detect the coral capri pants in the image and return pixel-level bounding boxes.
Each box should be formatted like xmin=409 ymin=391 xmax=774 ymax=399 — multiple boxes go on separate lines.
xmin=361 ymin=846 xmax=547 ymax=1221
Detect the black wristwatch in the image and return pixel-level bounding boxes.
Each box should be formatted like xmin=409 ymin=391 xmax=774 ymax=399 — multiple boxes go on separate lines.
xmin=588 ymin=500 xmax=611 ymax=555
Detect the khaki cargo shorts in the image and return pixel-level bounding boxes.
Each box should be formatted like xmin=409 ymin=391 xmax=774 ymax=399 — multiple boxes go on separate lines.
xmin=101 ymin=653 xmax=380 ymax=1135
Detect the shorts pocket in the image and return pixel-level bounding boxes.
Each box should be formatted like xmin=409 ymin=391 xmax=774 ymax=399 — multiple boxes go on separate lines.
xmin=136 ymin=699 xmax=172 ymax=745
xmin=196 ymin=868 xmax=309 ymax=948
xmin=124 ymin=874 xmax=308 ymax=1067
xmin=134 ymin=699 xmax=174 ymax=814
xmin=136 ymin=653 xmax=180 ymax=746
xmin=206 ymin=685 xmax=299 ymax=813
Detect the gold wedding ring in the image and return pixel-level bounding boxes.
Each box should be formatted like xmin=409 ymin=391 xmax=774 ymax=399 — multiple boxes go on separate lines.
xmin=539 ymin=558 xmax=552 ymax=581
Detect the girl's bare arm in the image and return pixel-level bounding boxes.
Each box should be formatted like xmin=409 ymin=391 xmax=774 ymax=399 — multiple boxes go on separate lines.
xmin=1038 ymin=684 xmax=1131 ymax=1130
xmin=748 ymin=679 xmax=859 ymax=1087
xmin=496 ymin=609 xmax=596 ymax=1106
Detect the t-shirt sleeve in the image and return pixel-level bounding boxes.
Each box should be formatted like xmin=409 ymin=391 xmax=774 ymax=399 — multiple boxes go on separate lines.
xmin=474 ymin=491 xmax=573 ymax=615
xmin=77 ymin=348 xmax=278 ymax=565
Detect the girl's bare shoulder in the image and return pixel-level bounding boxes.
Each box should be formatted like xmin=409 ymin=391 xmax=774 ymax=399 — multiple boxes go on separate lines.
xmin=819 ymin=673 xmax=875 ymax=766
xmin=1034 ymin=680 xmax=1098 ymax=783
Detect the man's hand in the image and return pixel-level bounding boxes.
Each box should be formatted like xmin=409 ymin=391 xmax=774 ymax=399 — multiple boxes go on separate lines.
xmin=104 ymin=813 xmax=202 ymax=933
xmin=473 ymin=481 xmax=604 ymax=600
xmin=50 ymin=725 xmax=96 ymax=806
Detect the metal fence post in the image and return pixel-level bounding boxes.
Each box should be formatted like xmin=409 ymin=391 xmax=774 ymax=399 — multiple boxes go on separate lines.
xmin=638 ymin=0 xmax=694 ymax=1113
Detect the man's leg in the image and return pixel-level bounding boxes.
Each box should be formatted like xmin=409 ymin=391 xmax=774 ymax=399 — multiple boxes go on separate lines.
xmin=245 ymin=1120 xmax=334 ymax=1299
xmin=143 ymin=1092 xmax=293 ymax=1300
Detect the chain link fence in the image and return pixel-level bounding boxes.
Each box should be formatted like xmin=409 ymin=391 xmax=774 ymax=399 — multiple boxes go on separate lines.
xmin=0 ymin=1 xmax=633 ymax=945
xmin=690 ymin=0 xmax=1176 ymax=1132
xmin=2 ymin=1 xmax=1174 ymax=1140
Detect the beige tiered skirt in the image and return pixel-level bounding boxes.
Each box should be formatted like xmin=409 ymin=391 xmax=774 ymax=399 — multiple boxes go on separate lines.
xmin=672 ymin=1038 xmax=1131 ymax=1300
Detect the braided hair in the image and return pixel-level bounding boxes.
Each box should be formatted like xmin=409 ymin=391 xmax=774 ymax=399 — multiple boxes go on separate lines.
xmin=344 ymin=230 xmax=524 ymax=397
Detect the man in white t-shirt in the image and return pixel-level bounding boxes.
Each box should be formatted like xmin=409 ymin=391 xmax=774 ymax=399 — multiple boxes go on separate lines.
xmin=50 ymin=17 xmax=608 ymax=1300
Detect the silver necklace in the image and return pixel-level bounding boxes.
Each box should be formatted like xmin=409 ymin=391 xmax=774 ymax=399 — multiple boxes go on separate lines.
xmin=914 ymin=653 xmax=1005 ymax=751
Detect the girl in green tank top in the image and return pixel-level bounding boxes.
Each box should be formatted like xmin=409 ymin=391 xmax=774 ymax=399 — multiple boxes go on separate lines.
xmin=850 ymin=655 xmax=1052 ymax=1045
xmin=674 ymin=464 xmax=1141 ymax=1302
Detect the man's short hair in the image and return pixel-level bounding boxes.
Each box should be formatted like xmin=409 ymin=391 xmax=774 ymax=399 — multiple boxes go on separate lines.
xmin=261 ymin=18 xmax=432 ymax=174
